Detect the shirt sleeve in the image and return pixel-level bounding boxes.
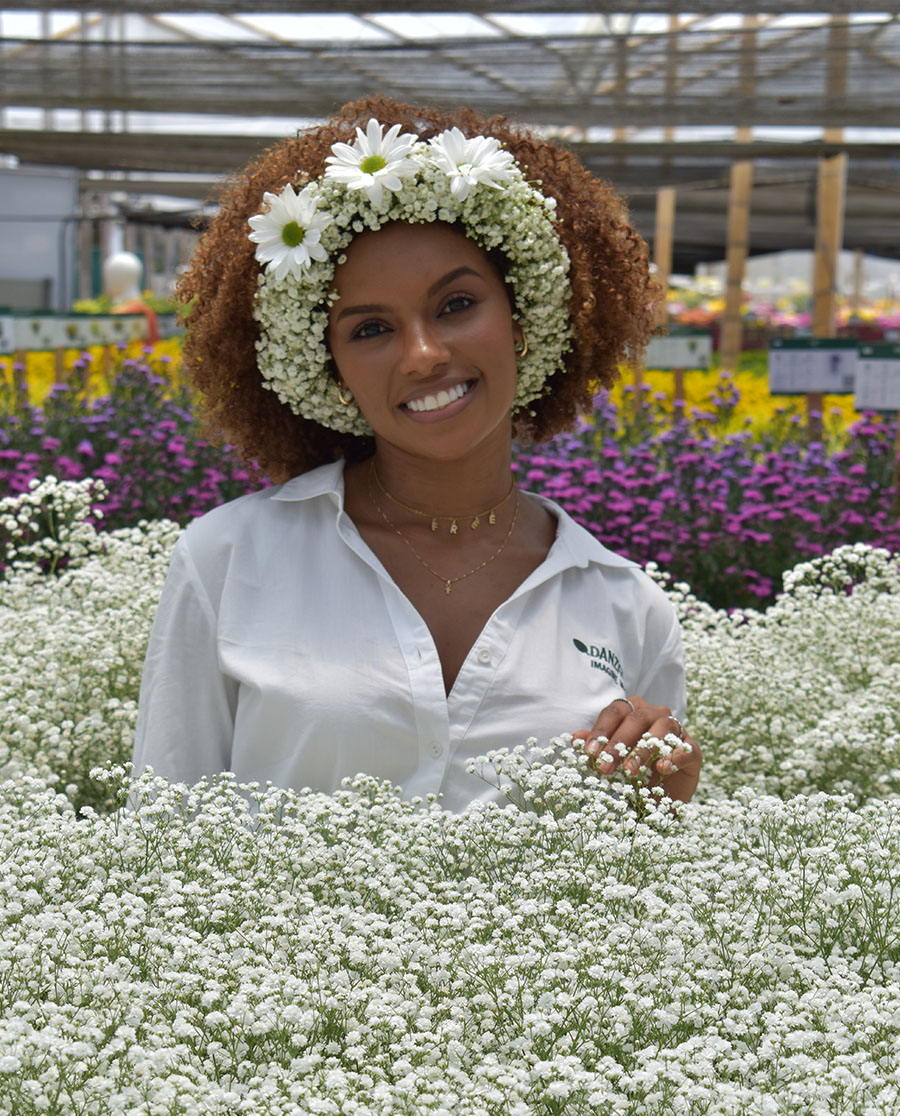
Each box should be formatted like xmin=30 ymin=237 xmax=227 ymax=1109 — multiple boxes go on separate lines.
xmin=630 ymin=580 xmax=688 ymax=723
xmin=131 ymin=535 xmax=237 ymax=784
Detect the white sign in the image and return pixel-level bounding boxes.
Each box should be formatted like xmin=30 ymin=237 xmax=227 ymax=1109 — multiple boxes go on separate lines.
xmin=2 ymin=312 xmax=149 ymax=351
xmin=645 ymin=333 xmax=712 ymax=370
xmin=768 ymin=340 xmax=858 ymax=395
xmin=59 ymin=316 xmax=97 ymax=348
xmin=14 ymin=315 xmax=62 ymax=351
xmin=855 ymin=345 xmax=900 ymax=411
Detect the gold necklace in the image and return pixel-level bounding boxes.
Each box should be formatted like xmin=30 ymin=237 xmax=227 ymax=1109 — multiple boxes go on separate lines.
xmin=368 ymin=463 xmax=520 ymax=595
xmin=371 ymin=461 xmax=515 ymax=534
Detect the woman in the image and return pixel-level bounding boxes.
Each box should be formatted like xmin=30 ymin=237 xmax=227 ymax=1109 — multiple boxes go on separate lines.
xmin=133 ymin=97 xmax=701 ymax=810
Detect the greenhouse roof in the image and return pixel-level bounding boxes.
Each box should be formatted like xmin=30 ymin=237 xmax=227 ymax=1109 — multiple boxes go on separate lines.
xmin=1 ymin=4 xmax=898 ymax=268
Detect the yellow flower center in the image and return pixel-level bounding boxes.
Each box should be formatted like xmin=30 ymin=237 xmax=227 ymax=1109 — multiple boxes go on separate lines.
xmin=360 ymin=155 xmax=387 ymax=175
xmin=281 ymin=221 xmax=305 ymax=248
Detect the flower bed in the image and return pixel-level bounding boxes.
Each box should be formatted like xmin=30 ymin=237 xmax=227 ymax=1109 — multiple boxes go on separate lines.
xmin=3 ymin=349 xmax=897 ymax=609
xmin=1 ymin=479 xmax=899 ymax=1113
xmin=2 ymin=770 xmax=898 ymax=1116
xmin=0 ymin=351 xmax=258 ymax=532
xmin=516 ymin=388 xmax=899 ymax=610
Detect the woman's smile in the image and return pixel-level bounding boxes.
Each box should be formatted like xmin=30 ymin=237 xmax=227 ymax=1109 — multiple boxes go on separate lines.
xmin=401 ymin=378 xmax=475 ymax=418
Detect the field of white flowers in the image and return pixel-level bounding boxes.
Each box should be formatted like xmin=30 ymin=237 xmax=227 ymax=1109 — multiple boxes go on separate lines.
xmin=1 ymin=478 xmax=899 ymax=1116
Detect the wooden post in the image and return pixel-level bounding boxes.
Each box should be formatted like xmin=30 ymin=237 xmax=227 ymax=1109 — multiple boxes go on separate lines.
xmin=13 ymin=350 xmax=28 ymax=408
xmin=809 ymin=16 xmax=849 ymax=442
xmin=852 ymin=247 xmax=864 ymax=321
xmin=655 ymin=13 xmax=679 ymax=325
xmin=809 ymin=150 xmax=847 ymax=441
xmin=654 ymin=187 xmax=676 ymax=309
xmin=719 ymin=18 xmax=758 ymax=374
xmin=643 ymin=186 xmax=676 ymax=414
xmin=719 ymin=155 xmax=753 ymax=374
xmin=673 ymin=367 xmax=685 ymax=412
xmin=642 ymin=15 xmax=681 ymax=415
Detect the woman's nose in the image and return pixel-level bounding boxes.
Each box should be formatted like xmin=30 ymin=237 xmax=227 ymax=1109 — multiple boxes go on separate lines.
xmin=400 ymin=320 xmax=451 ymax=375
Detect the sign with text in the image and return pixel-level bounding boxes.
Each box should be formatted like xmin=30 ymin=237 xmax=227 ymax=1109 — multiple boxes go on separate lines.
xmin=855 ymin=343 xmax=900 ymax=412
xmin=768 ymin=337 xmax=858 ymax=395
xmin=646 ymin=330 xmax=712 ymax=370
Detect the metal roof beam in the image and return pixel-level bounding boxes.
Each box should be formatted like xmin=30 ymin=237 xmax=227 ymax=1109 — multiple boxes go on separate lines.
xmin=3 ymin=1 xmax=894 ymax=12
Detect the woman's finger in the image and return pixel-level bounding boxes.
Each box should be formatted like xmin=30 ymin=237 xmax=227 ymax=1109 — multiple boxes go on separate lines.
xmin=653 ymin=734 xmax=703 ymax=802
xmin=576 ymin=697 xmax=661 ymax=774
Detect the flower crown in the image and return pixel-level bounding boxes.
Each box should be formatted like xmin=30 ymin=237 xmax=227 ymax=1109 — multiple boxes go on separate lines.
xmin=248 ymin=119 xmax=573 ymax=435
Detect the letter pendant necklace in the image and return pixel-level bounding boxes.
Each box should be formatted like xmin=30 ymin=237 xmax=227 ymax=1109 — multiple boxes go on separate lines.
xmin=371 ymin=462 xmax=515 ymax=534
xmin=368 ymin=462 xmax=519 ymax=594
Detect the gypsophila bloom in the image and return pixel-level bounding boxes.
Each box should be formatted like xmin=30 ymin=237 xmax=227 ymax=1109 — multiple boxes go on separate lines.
xmin=674 ymin=543 xmax=900 ymax=801
xmin=247 ymin=183 xmax=332 ymax=281
xmin=251 ymin=119 xmax=572 ymax=435
xmin=0 ymin=762 xmax=898 ymax=1115
xmin=0 ymin=480 xmax=180 ymax=810
xmin=3 ymin=484 xmax=900 ymax=1112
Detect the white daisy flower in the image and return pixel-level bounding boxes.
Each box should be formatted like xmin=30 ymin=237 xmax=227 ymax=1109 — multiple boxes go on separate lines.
xmin=248 ymin=183 xmax=332 ymax=281
xmin=324 ymin=119 xmax=419 ymax=207
xmin=428 ymin=127 xmax=516 ymax=200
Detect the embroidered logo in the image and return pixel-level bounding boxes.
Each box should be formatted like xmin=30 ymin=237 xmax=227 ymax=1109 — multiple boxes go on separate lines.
xmin=572 ymin=639 xmax=625 ymax=687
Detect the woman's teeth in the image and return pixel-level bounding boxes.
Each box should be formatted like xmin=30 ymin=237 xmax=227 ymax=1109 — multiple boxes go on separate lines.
xmin=405 ymin=382 xmax=471 ymax=413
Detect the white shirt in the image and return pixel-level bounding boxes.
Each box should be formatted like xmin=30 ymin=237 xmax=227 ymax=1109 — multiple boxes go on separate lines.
xmin=133 ymin=460 xmax=685 ymax=813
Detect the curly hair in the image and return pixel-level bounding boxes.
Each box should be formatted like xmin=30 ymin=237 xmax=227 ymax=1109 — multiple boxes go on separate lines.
xmin=179 ymin=96 xmax=660 ymax=483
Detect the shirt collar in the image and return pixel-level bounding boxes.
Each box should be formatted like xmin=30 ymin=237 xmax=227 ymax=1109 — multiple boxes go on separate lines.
xmin=271 ymin=460 xmax=637 ymax=571
xmin=270 ymin=460 xmax=346 ymax=504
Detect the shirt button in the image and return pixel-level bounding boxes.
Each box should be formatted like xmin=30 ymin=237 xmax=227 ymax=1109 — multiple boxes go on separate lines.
xmin=430 ymin=741 xmax=443 ymax=758
xmin=477 ymin=648 xmax=492 ymax=664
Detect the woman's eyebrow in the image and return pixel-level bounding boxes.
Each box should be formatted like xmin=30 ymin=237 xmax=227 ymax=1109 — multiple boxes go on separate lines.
xmin=334 ymin=266 xmax=482 ymax=322
xmin=426 ymin=265 xmax=480 ymax=296
xmin=334 ymin=302 xmax=385 ymax=322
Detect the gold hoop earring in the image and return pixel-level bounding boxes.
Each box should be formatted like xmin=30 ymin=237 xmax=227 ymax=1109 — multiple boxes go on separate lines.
xmin=514 ymin=334 xmax=528 ymax=358
xmin=337 ymin=384 xmax=354 ymax=406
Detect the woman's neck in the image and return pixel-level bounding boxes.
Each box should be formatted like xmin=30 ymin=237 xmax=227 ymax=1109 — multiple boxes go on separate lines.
xmin=369 ymin=442 xmax=515 ymax=520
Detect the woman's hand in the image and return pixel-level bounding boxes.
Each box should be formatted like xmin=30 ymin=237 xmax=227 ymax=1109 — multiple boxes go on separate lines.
xmin=572 ymin=696 xmax=702 ymax=804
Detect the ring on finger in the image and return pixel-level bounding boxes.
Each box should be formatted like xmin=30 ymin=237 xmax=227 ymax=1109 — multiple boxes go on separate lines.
xmin=666 ymin=715 xmax=684 ymax=740
xmin=612 ymin=697 xmax=636 ymax=714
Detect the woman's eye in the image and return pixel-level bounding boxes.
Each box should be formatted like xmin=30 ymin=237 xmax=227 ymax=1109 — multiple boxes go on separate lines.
xmin=441 ymin=294 xmax=475 ymax=316
xmin=351 ymin=320 xmax=387 ymax=340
